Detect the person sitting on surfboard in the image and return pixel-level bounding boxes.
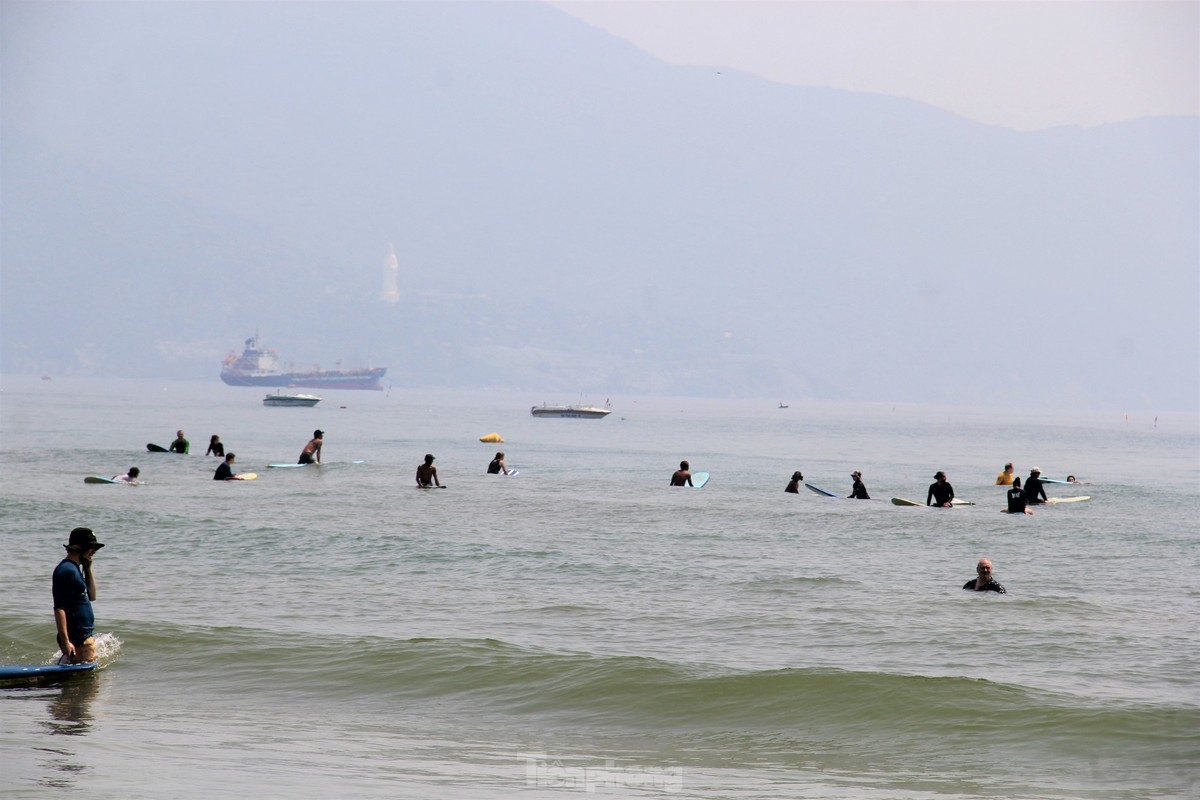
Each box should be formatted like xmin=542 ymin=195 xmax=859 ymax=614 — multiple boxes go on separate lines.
xmin=927 ymin=471 xmax=955 ymax=507
xmin=214 ymin=453 xmax=247 ymax=480
xmin=487 ymin=452 xmax=511 ymax=476
xmin=206 ymin=435 xmax=225 ymax=457
xmin=417 ymin=454 xmax=441 ymax=487
xmin=53 ymin=527 xmax=103 ymax=663
xmin=168 ymin=430 xmax=189 ymax=454
xmin=995 ymin=463 xmax=1015 ymax=485
xmin=963 ymin=558 xmax=1006 ymax=593
xmin=1002 ymin=477 xmax=1033 ymax=514
xmin=670 ymin=461 xmax=693 ymax=487
xmin=785 ymin=471 xmax=803 ymax=493
xmin=850 ymin=471 xmax=870 ymax=499
xmin=114 ymin=467 xmax=140 ymax=484
xmin=1024 ymin=468 xmax=1048 ymax=505
xmin=298 ymin=430 xmax=323 ymax=465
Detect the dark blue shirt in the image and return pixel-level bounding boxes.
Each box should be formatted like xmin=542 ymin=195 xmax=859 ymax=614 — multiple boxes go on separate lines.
xmin=52 ymin=559 xmax=94 ymax=644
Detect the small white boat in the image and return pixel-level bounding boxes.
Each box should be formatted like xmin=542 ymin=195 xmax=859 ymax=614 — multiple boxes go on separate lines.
xmin=263 ymin=393 xmax=322 ymax=407
xmin=530 ymin=402 xmax=611 ymax=419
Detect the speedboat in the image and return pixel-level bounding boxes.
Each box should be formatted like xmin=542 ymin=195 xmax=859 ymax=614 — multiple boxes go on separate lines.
xmin=263 ymin=393 xmax=322 ymax=407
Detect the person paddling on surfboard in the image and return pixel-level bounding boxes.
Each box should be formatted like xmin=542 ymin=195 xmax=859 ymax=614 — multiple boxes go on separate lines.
xmin=168 ymin=430 xmax=189 ymax=454
xmin=214 ymin=453 xmax=247 ymax=480
xmin=417 ymin=454 xmax=441 ymax=487
xmin=670 ymin=461 xmax=693 ymax=487
xmin=53 ymin=527 xmax=103 ymax=664
xmin=114 ymin=467 xmax=140 ymax=484
xmin=849 ymin=471 xmax=870 ymax=499
xmin=927 ymin=471 xmax=955 ymax=507
xmin=298 ymin=430 xmax=323 ymax=465
xmin=785 ymin=471 xmax=803 ymax=493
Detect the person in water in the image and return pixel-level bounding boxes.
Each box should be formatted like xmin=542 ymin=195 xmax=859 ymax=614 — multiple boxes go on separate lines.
xmin=298 ymin=430 xmax=323 ymax=465
xmin=213 ymin=453 xmax=247 ymax=480
xmin=995 ymin=463 xmax=1015 ymax=485
xmin=1003 ymin=477 xmax=1033 ymax=515
xmin=114 ymin=467 xmax=140 ymax=484
xmin=927 ymin=471 xmax=955 ymax=507
xmin=169 ymin=430 xmax=189 ymax=454
xmin=206 ymin=435 xmax=225 ymax=457
xmin=53 ymin=527 xmax=104 ymax=663
xmin=785 ymin=471 xmax=803 ymax=493
xmin=487 ymin=452 xmax=511 ymax=476
xmin=1024 ymin=467 xmax=1048 ymax=505
xmin=963 ymin=558 xmax=1006 ymax=593
xmin=416 ymin=454 xmax=441 ymax=487
xmin=670 ymin=460 xmax=693 ymax=487
xmin=849 ymin=470 xmax=870 ymax=499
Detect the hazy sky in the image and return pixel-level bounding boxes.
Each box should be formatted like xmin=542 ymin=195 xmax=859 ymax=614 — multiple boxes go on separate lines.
xmin=552 ymin=0 xmax=1199 ymax=131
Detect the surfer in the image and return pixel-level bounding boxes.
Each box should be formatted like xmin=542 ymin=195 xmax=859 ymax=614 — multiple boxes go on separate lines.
xmin=926 ymin=471 xmax=955 ymax=507
xmin=785 ymin=471 xmax=803 ymax=493
xmin=169 ymin=430 xmax=190 ymax=454
xmin=849 ymin=470 xmax=870 ymax=499
xmin=670 ymin=461 xmax=693 ymax=487
xmin=487 ymin=452 xmax=511 ymax=476
xmin=214 ymin=453 xmax=247 ymax=480
xmin=1024 ymin=467 xmax=1048 ymax=505
xmin=995 ymin=463 xmax=1015 ymax=485
xmin=1002 ymin=477 xmax=1033 ymax=515
xmin=417 ymin=454 xmax=441 ymax=487
xmin=206 ymin=435 xmax=225 ymax=457
xmin=298 ymin=430 xmax=323 ymax=465
xmin=114 ymin=467 xmax=140 ymax=484
xmin=53 ymin=527 xmax=103 ymax=663
xmin=963 ymin=558 xmax=1006 ymax=593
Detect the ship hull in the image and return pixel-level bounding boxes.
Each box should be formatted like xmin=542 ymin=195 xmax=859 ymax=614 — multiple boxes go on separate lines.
xmin=222 ymin=368 xmax=386 ymax=390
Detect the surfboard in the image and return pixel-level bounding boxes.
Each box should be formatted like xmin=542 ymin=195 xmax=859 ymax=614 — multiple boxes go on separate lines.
xmin=690 ymin=471 xmax=710 ymax=488
xmin=147 ymin=443 xmax=168 ymax=452
xmin=1046 ymin=495 xmax=1091 ymax=504
xmin=0 ymin=663 xmax=96 ymax=686
xmin=266 ymin=463 xmax=310 ymax=469
xmin=950 ymin=499 xmax=976 ymax=506
xmin=891 ymin=497 xmax=923 ymax=506
xmin=236 ymin=473 xmax=258 ymax=481
xmin=1039 ymin=478 xmax=1070 ymax=484
xmin=416 ymin=484 xmax=447 ymax=489
xmin=84 ymin=476 xmax=121 ymax=484
xmin=505 ymin=470 xmax=519 ymax=477
xmin=804 ymin=483 xmax=838 ymax=497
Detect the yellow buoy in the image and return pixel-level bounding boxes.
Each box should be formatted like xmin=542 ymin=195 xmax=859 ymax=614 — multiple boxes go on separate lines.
xmin=479 ymin=432 xmax=504 ymax=443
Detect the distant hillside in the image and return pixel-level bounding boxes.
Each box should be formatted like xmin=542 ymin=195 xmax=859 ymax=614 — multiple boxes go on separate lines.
xmin=2 ymin=1 xmax=1196 ymax=408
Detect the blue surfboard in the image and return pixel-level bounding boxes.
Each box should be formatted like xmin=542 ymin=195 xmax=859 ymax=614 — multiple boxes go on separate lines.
xmin=266 ymin=463 xmax=311 ymax=469
xmin=0 ymin=663 xmax=96 ymax=686
xmin=804 ymin=483 xmax=839 ymax=497
xmin=690 ymin=471 xmax=710 ymax=488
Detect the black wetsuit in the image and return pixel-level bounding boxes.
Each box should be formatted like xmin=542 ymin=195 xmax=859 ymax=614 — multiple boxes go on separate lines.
xmin=850 ymin=478 xmax=870 ymax=499
xmin=927 ymin=481 xmax=955 ymax=506
xmin=213 ymin=461 xmax=234 ymax=480
xmin=1006 ymin=486 xmax=1027 ymax=513
xmin=1024 ymin=475 xmax=1047 ymax=504
xmin=487 ymin=459 xmax=502 ymax=474
xmin=963 ymin=578 xmax=1006 ymax=593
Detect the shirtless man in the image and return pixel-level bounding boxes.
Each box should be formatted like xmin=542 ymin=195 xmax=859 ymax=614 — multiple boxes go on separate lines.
xmin=670 ymin=460 xmax=693 ymax=487
xmin=416 ymin=454 xmax=441 ymax=487
xmin=298 ymin=430 xmax=323 ymax=465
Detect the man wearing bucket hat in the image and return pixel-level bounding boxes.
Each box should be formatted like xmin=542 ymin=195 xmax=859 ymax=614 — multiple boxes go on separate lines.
xmin=1024 ymin=467 xmax=1048 ymax=505
xmin=52 ymin=527 xmax=103 ymax=663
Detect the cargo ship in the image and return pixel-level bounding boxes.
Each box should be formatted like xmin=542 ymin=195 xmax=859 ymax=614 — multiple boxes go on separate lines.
xmin=220 ymin=336 xmax=386 ymax=390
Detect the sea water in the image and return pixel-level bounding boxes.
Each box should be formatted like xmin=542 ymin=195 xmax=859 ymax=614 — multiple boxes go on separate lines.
xmin=1 ymin=376 xmax=1197 ymax=799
